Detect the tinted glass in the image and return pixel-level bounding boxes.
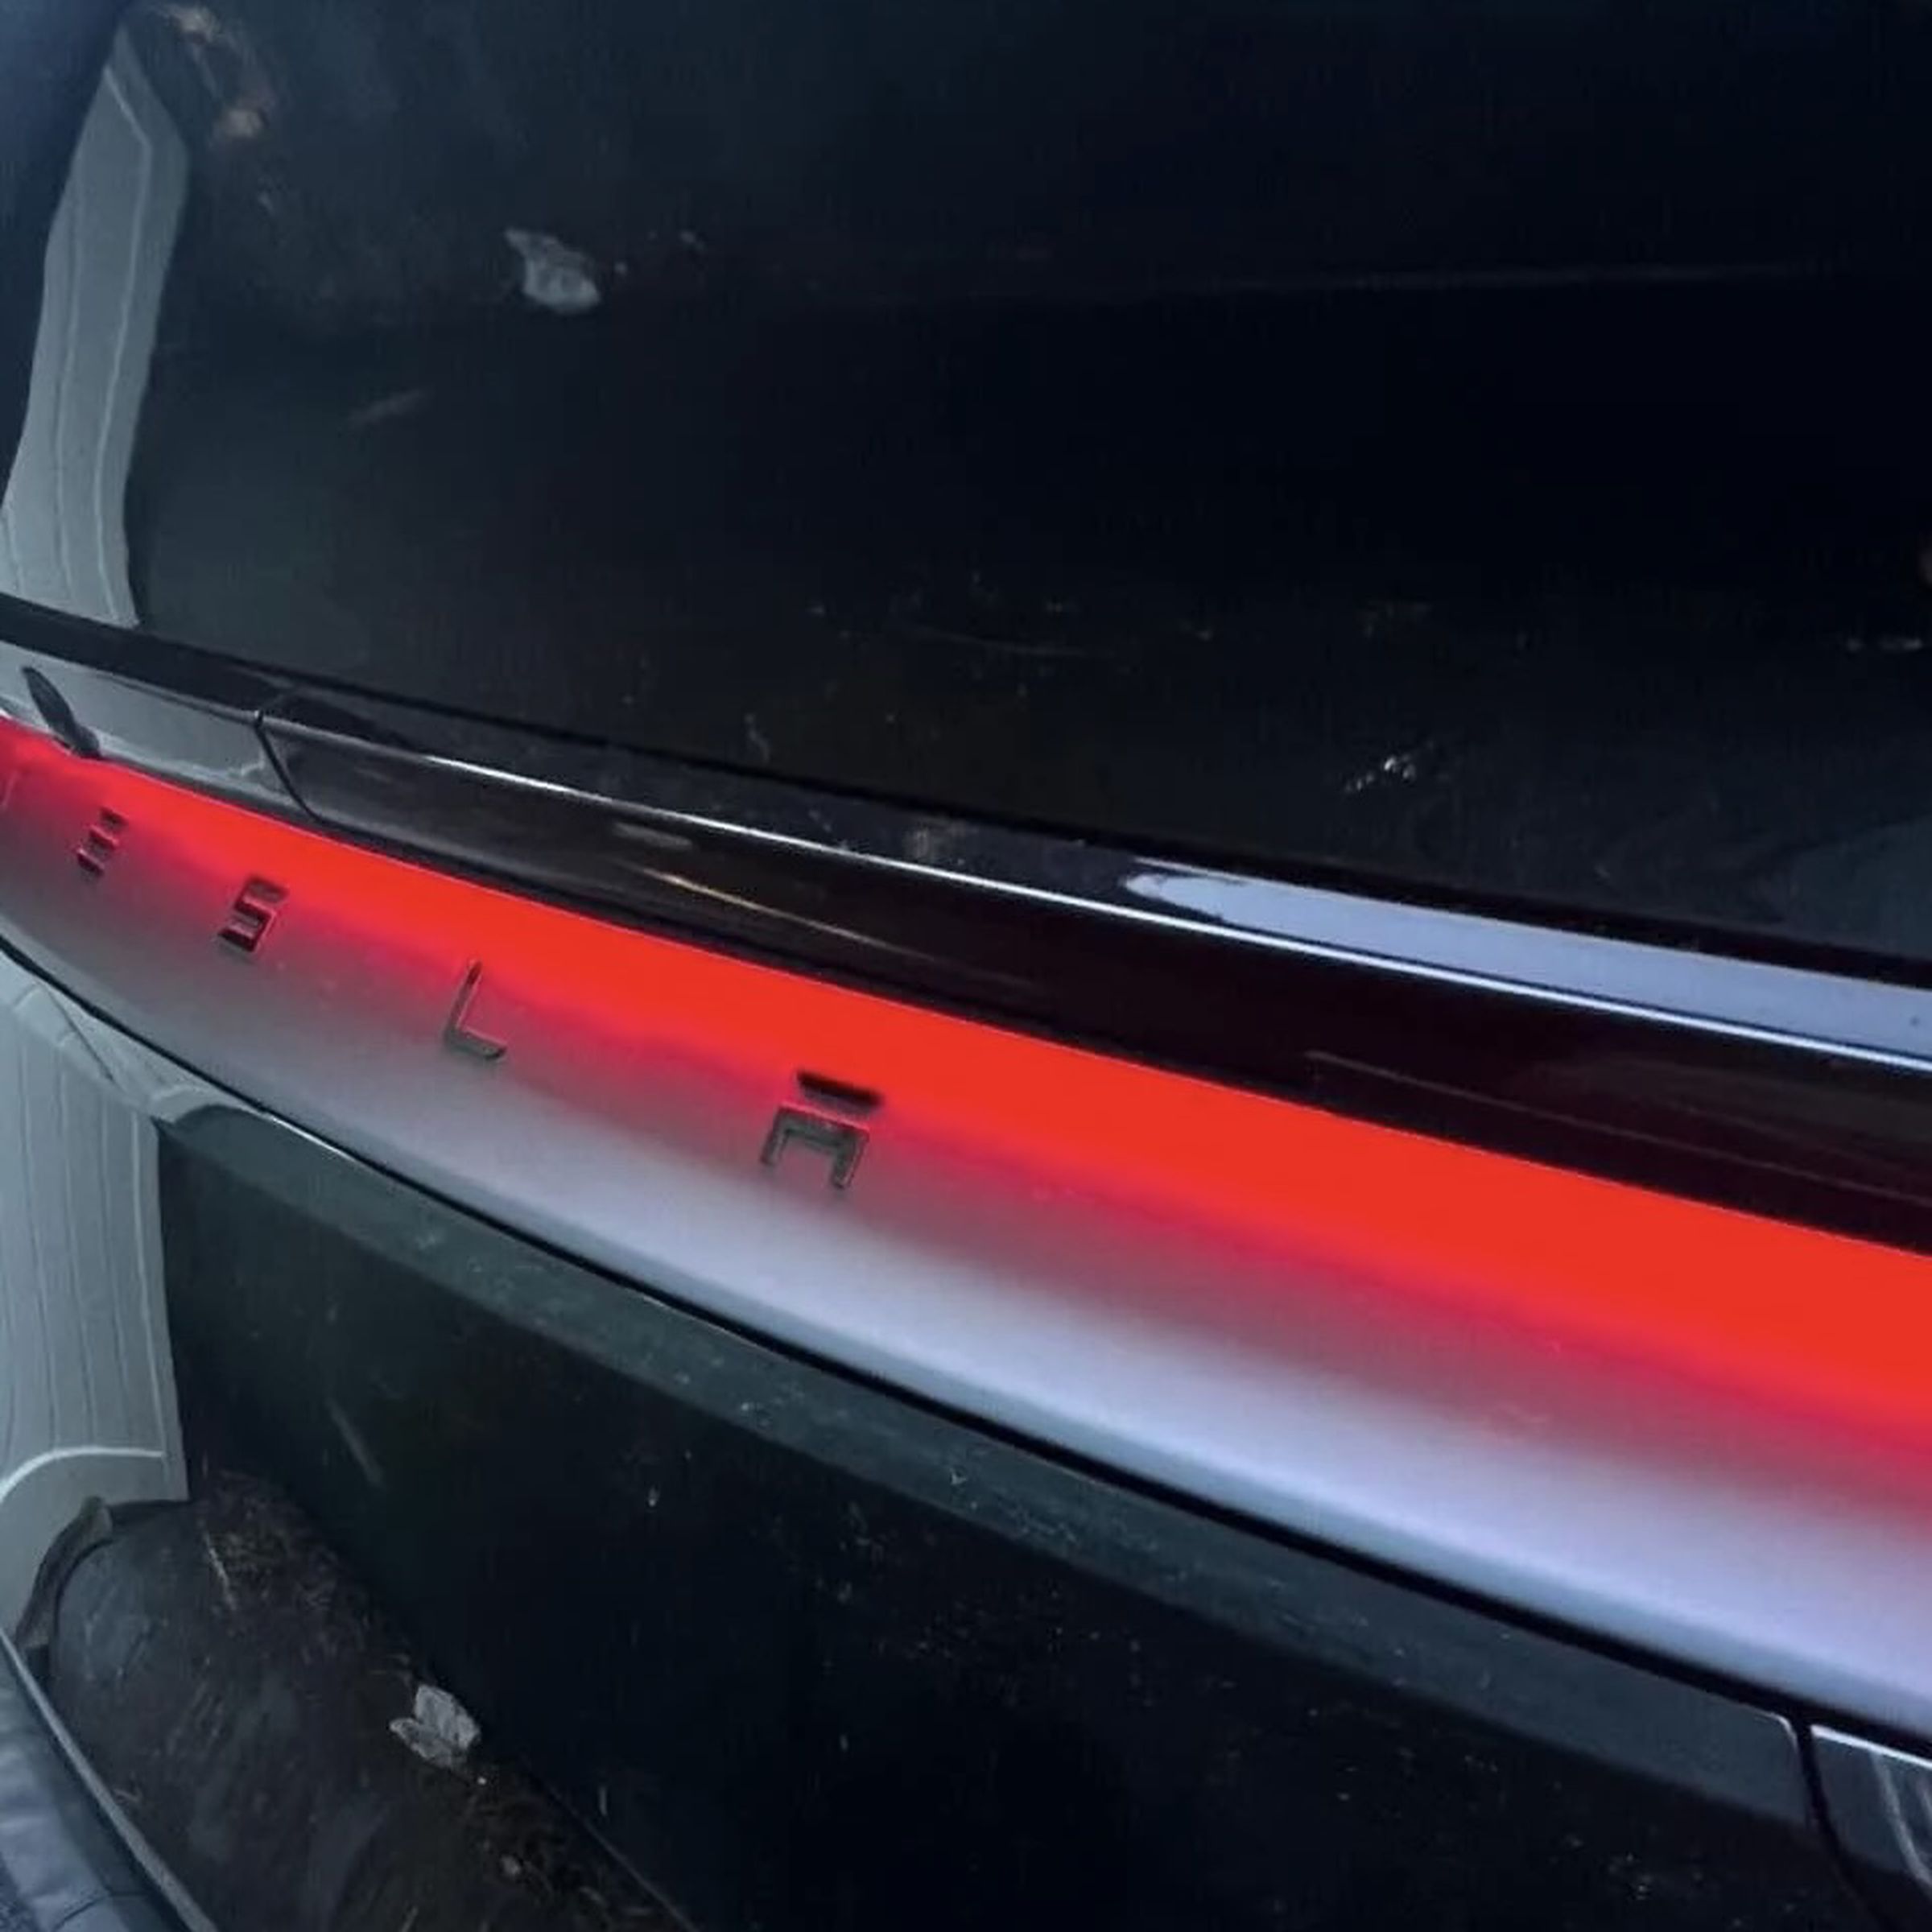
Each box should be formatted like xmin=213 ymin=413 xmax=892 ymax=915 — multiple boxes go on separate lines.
xmin=5 ymin=0 xmax=1932 ymax=956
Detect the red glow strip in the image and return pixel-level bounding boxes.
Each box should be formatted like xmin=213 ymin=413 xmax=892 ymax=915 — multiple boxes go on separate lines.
xmin=4 ymin=716 xmax=1932 ymax=1444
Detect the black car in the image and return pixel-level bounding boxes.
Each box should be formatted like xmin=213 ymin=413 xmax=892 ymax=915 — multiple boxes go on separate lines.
xmin=4 ymin=4 xmax=1932 ymax=1927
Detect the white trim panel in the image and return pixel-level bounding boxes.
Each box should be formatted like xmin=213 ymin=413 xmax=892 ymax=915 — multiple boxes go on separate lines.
xmin=0 ymin=953 xmax=189 ymax=1626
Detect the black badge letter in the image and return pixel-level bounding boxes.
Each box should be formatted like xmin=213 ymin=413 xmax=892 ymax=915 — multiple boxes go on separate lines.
xmin=217 ymin=877 xmax=287 ymax=955
xmin=442 ymin=960 xmax=508 ymax=1063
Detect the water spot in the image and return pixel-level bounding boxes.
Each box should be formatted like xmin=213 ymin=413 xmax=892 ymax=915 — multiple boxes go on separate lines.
xmin=349 ymin=388 xmax=429 ymax=431
xmin=158 ymin=4 xmax=222 ymax=43
xmin=213 ymin=102 xmax=266 ymax=142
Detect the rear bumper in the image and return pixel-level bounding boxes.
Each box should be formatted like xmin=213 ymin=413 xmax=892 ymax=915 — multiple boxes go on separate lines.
xmin=0 ymin=930 xmax=1918 ymax=1929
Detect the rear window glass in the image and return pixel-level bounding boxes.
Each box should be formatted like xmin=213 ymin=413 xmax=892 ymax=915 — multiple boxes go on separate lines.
xmin=6 ymin=0 xmax=1932 ymax=958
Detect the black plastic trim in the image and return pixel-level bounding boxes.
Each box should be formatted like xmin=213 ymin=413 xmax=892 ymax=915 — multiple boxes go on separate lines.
xmin=1811 ymin=1729 xmax=1932 ymax=1931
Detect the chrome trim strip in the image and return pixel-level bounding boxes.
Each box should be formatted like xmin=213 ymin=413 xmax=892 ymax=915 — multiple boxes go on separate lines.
xmin=272 ymin=708 xmax=1932 ymax=1075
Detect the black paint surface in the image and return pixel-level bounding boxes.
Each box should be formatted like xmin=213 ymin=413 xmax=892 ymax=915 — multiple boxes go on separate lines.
xmin=127 ymin=284 xmax=1932 ymax=965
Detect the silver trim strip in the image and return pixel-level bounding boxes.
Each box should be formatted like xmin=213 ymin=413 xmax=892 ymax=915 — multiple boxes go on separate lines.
xmin=415 ymin=740 xmax=1932 ymax=1074
xmin=265 ymin=704 xmax=1932 ymax=1079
